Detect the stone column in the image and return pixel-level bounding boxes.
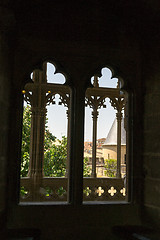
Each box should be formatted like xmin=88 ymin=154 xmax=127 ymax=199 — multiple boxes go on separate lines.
xmin=65 ymin=108 xmax=70 ymax=177
xmin=116 ymin=111 xmax=122 ymax=178
xmin=28 ymin=107 xmax=46 ymax=181
xmin=27 ymin=67 xmax=47 ymax=201
xmin=29 ymin=107 xmax=46 ymax=201
xmin=69 ymin=87 xmax=85 ymax=205
xmin=91 ymin=106 xmax=98 ymax=177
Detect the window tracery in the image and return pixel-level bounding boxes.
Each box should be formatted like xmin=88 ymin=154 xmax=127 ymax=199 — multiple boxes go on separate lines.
xmin=20 ymin=62 xmax=71 ymax=202
xmin=83 ymin=67 xmax=128 ymax=202
xmin=20 ymin=64 xmax=129 ymax=204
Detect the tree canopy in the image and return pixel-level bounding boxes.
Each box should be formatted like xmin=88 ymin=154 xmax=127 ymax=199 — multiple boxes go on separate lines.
xmin=21 ymin=105 xmax=90 ymax=177
xmin=104 ymin=158 xmax=117 ymax=177
xmin=21 ymin=105 xmax=31 ymax=177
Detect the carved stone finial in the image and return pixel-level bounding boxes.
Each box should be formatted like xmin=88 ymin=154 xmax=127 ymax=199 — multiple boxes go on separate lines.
xmin=93 ymin=76 xmax=99 ymax=88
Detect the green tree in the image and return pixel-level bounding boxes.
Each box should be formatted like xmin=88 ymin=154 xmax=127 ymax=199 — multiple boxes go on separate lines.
xmin=21 ymin=105 xmax=31 ymax=177
xmin=21 ymin=105 xmax=57 ymax=177
xmin=44 ymin=136 xmax=67 ymax=177
xmin=104 ymin=159 xmax=117 ymax=177
xmin=21 ymin=105 xmax=91 ymax=177
xmin=83 ymin=157 xmax=91 ymax=177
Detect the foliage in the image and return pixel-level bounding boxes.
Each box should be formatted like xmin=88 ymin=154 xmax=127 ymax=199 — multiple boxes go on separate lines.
xmin=21 ymin=105 xmax=31 ymax=177
xmin=21 ymin=105 xmax=90 ymax=178
xmin=83 ymin=157 xmax=91 ymax=177
xmin=44 ymin=136 xmax=67 ymax=177
xmin=44 ymin=128 xmax=56 ymax=149
xmin=21 ymin=105 xmax=57 ymax=177
xmin=104 ymin=159 xmax=117 ymax=177
xmin=20 ymin=186 xmax=29 ymax=198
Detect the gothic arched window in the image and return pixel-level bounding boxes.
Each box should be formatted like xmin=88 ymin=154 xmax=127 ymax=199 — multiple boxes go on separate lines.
xmin=20 ymin=63 xmax=129 ymax=204
xmin=20 ymin=62 xmax=71 ymax=202
xmin=83 ymin=67 xmax=128 ymax=202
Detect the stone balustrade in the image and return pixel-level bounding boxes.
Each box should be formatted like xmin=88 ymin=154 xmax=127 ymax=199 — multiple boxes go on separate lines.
xmin=20 ymin=177 xmax=126 ymax=202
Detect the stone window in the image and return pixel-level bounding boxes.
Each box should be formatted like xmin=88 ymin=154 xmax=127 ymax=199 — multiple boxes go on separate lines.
xmin=20 ymin=62 xmax=71 ymax=202
xmin=20 ymin=64 xmax=129 ymax=204
xmin=83 ymin=67 xmax=128 ymax=202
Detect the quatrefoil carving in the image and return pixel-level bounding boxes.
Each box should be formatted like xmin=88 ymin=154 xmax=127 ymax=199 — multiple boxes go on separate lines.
xmin=108 ymin=186 xmax=117 ymax=196
xmin=96 ymin=186 xmax=104 ymax=197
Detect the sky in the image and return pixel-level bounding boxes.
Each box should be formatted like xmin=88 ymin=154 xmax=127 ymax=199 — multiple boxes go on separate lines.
xmin=46 ymin=63 xmax=118 ymax=141
xmin=25 ymin=63 xmax=121 ymax=141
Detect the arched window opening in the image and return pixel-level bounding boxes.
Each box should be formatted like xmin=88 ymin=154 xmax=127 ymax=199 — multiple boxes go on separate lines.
xmin=47 ymin=62 xmax=66 ymax=84
xmin=20 ymin=62 xmax=71 ymax=202
xmin=91 ymin=67 xmax=118 ymax=88
xmin=83 ymin=67 xmax=128 ymax=202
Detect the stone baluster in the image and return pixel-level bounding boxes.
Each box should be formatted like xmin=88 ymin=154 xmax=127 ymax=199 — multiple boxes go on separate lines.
xmin=65 ymin=108 xmax=70 ymax=177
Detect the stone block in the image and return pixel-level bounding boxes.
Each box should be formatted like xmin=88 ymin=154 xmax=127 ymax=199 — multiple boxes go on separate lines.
xmin=143 ymin=205 xmax=160 ymax=228
xmin=143 ymin=130 xmax=160 ymax=153
xmin=144 ymin=178 xmax=160 ymax=208
xmin=143 ymin=154 xmax=160 ymax=179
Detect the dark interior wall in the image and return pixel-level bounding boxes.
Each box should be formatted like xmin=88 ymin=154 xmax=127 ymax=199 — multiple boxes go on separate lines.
xmin=0 ymin=1 xmax=160 ymax=239
xmin=0 ymin=34 xmax=11 ymax=211
xmin=142 ymin=38 xmax=160 ymax=227
xmin=7 ymin=37 xmax=142 ymax=240
xmin=0 ymin=32 xmax=13 ymax=233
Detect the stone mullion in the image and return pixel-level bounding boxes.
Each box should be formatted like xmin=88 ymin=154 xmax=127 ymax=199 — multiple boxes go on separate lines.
xmin=91 ymin=74 xmax=99 ymax=177
xmin=28 ymin=108 xmax=46 ymax=174
xmin=34 ymin=108 xmax=46 ymax=181
xmin=65 ymin=108 xmax=70 ymax=177
xmin=116 ymin=110 xmax=122 ymax=178
xmin=123 ymin=94 xmax=130 ymax=200
xmin=70 ymin=87 xmax=85 ymax=205
xmin=28 ymin=108 xmax=37 ymax=178
xmin=27 ymin=68 xmax=47 ymax=201
xmin=91 ymin=106 xmax=98 ymax=178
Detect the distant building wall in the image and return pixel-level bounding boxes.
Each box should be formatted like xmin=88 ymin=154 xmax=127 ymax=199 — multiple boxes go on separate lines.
xmin=103 ymin=145 xmax=126 ymax=164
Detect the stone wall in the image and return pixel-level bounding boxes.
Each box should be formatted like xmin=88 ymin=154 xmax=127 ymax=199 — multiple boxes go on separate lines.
xmin=103 ymin=145 xmax=126 ymax=164
xmin=142 ymin=40 xmax=160 ymax=227
xmin=0 ymin=34 xmax=11 ymax=224
xmin=2 ymin=1 xmax=160 ymax=238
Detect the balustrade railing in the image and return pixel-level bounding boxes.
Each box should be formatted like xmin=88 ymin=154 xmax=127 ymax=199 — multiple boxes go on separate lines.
xmin=20 ymin=177 xmax=126 ymax=202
